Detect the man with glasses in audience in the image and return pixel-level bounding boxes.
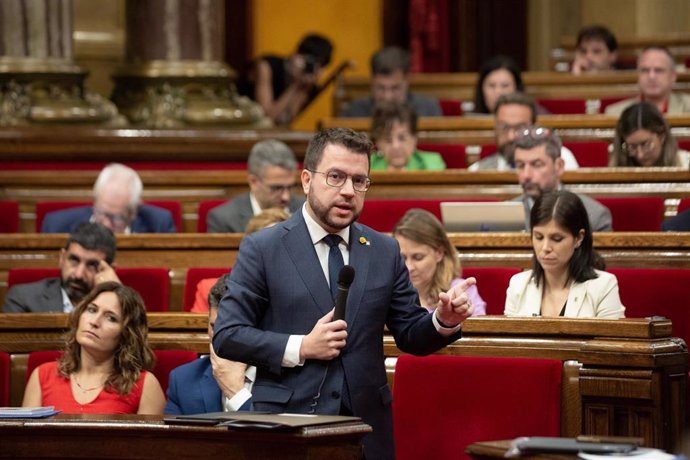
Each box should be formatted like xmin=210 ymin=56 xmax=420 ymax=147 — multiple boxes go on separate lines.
xmin=605 ymin=46 xmax=690 ymax=116
xmin=512 ymin=126 xmax=612 ymax=231
xmin=41 ymin=163 xmax=176 ymax=234
xmin=213 ymin=128 xmax=477 ymax=460
xmin=469 ymin=93 xmax=579 ymax=171
xmin=3 ymin=223 xmax=120 ymax=313
xmin=207 ymin=139 xmax=304 ymax=233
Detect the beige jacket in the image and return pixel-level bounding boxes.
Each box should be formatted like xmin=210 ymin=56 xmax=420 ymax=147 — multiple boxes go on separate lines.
xmin=504 ymin=269 xmax=625 ymax=319
xmin=604 ymin=92 xmax=690 ymax=116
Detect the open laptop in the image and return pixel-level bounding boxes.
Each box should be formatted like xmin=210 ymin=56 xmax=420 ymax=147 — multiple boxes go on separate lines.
xmin=440 ymin=201 xmax=526 ymax=232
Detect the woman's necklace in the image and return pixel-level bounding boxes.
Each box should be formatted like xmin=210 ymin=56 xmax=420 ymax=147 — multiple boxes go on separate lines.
xmin=72 ymin=374 xmax=105 ymax=393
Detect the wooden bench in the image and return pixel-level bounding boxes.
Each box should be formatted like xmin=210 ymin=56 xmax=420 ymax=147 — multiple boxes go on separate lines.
xmin=3 ymin=169 xmax=690 ymax=232
xmin=1 ymin=233 xmax=689 ymax=311
xmin=333 ymin=71 xmax=690 ymax=116
xmin=0 ymin=314 xmax=684 ymax=451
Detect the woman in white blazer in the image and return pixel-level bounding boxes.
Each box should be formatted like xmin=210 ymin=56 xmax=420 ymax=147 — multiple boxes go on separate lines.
xmin=504 ymin=190 xmax=625 ymax=318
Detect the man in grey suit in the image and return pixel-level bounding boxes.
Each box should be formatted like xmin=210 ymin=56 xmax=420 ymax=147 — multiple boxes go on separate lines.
xmin=341 ymin=46 xmax=442 ymax=118
xmin=3 ymin=223 xmax=120 ymax=313
xmin=512 ymin=127 xmax=612 ymax=231
xmin=207 ymin=140 xmax=304 ymax=233
xmin=213 ymin=128 xmax=477 ymax=459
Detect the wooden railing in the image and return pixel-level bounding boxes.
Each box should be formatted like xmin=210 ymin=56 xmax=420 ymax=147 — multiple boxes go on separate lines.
xmin=333 ymin=71 xmax=690 ymax=116
xmin=1 ymin=233 xmax=689 ymax=311
xmin=3 ymin=169 xmax=690 ymax=232
xmin=0 ymin=314 xmax=685 ymax=451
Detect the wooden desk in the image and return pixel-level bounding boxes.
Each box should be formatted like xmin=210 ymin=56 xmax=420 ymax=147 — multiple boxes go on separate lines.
xmin=466 ymin=440 xmax=576 ymax=460
xmin=0 ymin=414 xmax=371 ymax=460
xmin=333 ymin=71 xmax=690 ymax=115
xmin=2 ymin=233 xmax=690 ymax=311
xmin=0 ymin=315 xmax=685 ymax=450
xmin=4 ymin=168 xmax=690 ymax=232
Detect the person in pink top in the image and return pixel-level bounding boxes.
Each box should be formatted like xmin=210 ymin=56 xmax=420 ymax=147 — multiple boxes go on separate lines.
xmin=22 ymin=282 xmax=165 ymax=414
xmin=393 ymin=209 xmax=486 ymax=315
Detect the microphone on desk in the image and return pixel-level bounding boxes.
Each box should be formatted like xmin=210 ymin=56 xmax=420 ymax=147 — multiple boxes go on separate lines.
xmin=333 ymin=266 xmax=355 ymax=322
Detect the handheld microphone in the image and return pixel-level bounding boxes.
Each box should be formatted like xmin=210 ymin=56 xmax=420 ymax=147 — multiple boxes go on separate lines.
xmin=333 ymin=265 xmax=355 ymax=322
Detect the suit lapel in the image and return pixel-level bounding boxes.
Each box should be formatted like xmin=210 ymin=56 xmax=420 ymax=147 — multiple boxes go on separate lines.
xmin=282 ymin=213 xmax=333 ymax=315
xmin=564 ymin=281 xmax=587 ymax=317
xmin=201 ymin=360 xmax=222 ymax=412
xmin=345 ymin=223 xmax=371 ymax=328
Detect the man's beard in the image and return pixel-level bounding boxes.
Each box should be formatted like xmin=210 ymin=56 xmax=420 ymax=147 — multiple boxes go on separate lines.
xmin=61 ymin=277 xmax=91 ymax=303
xmin=307 ymin=192 xmax=361 ymax=231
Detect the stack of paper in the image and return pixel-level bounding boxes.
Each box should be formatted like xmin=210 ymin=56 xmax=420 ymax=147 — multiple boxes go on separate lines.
xmin=0 ymin=406 xmax=60 ymax=418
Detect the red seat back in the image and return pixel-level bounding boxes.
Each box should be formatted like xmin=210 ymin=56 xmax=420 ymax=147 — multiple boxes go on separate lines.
xmin=439 ymin=99 xmax=463 ymax=116
xmin=8 ymin=267 xmax=170 ymax=312
xmin=183 ymin=267 xmax=232 ymax=312
xmin=0 ymin=352 xmax=10 ymax=406
xmin=538 ymin=98 xmax=587 ymax=114
xmin=0 ymin=200 xmax=20 ymax=233
xmin=608 ymin=268 xmax=690 ymax=347
xmin=678 ymin=140 xmax=690 ymax=152
xmin=26 ymin=350 xmax=63 ymax=382
xmin=462 ymin=267 xmax=522 ymax=315
xmin=197 ymin=199 xmax=227 ymax=232
xmin=478 ymin=144 xmax=498 ymax=159
xmin=36 ymin=200 xmax=182 ymax=232
xmin=393 ymin=355 xmax=562 ymax=460
xmin=417 ymin=143 xmax=467 ymax=168
xmin=152 ymin=350 xmax=198 ymax=394
xmin=677 ymin=198 xmax=690 ymax=215
xmin=596 ymin=197 xmax=665 ymax=231
xmin=563 ymin=141 xmax=610 ymax=167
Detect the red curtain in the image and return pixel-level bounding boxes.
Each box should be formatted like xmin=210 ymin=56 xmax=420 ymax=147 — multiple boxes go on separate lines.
xmin=409 ymin=0 xmax=450 ymax=72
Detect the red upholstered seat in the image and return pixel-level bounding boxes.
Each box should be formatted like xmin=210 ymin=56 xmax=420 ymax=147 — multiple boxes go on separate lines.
xmin=678 ymin=140 xmax=690 ymax=152
xmin=537 ymin=98 xmax=587 ymax=114
xmin=183 ymin=267 xmax=232 ymax=312
xmin=608 ymin=268 xmax=690 ymax=347
xmin=25 ymin=350 xmax=197 ymax=395
xmin=358 ymin=199 xmax=496 ymax=233
xmin=562 ymin=141 xmax=610 ymax=167
xmin=417 ymin=143 xmax=467 ymax=168
xmin=8 ymin=267 xmax=170 ymax=312
xmin=0 ymin=352 xmax=10 ymax=406
xmin=153 ymin=350 xmax=198 ymax=394
xmin=0 ymin=200 xmax=20 ymax=233
xmin=393 ymin=355 xmax=562 ymax=460
xmin=596 ymin=197 xmax=665 ymax=231
xmin=678 ymin=198 xmax=690 ymax=214
xmin=26 ymin=350 xmax=62 ymax=382
xmin=439 ymin=99 xmax=463 ymax=116
xmin=35 ymin=200 xmax=183 ymax=233
xmin=462 ymin=267 xmax=522 ymax=315
xmin=478 ymin=144 xmax=498 ymax=159
xmin=197 ymin=199 xmax=227 ymax=232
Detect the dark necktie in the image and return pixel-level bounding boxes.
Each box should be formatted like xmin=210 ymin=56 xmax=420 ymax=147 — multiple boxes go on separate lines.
xmin=324 ymin=234 xmax=344 ymax=301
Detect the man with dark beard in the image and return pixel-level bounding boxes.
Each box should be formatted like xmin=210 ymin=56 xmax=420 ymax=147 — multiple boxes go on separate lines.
xmin=213 ymin=128 xmax=477 ymax=460
xmin=3 ymin=223 xmax=119 ymax=313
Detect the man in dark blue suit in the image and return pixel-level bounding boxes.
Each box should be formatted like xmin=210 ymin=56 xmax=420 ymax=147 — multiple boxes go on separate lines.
xmin=41 ymin=163 xmax=176 ymax=234
xmin=165 ymin=275 xmax=253 ymax=415
xmin=213 ymin=128 xmax=476 ymax=459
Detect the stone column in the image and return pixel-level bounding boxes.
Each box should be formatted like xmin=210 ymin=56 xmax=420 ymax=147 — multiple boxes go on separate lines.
xmin=112 ymin=0 xmax=263 ymax=127
xmin=0 ymin=0 xmax=123 ymax=126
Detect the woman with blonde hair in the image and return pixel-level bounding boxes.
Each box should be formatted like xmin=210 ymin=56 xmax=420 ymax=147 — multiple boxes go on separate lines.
xmin=23 ymin=282 xmax=165 ymax=414
xmin=393 ymin=209 xmax=485 ymax=314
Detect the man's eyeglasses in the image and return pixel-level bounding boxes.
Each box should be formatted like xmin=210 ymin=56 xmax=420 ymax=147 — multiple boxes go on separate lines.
xmin=308 ymin=169 xmax=371 ymax=192
xmin=515 ymin=126 xmax=553 ymax=141
xmin=93 ymin=208 xmax=131 ymax=227
xmin=622 ymin=139 xmax=656 ymax=156
xmin=263 ymin=183 xmax=297 ymax=194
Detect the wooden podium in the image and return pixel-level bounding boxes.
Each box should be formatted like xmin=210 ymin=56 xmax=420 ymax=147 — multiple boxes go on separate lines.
xmin=0 ymin=414 xmax=371 ymax=459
